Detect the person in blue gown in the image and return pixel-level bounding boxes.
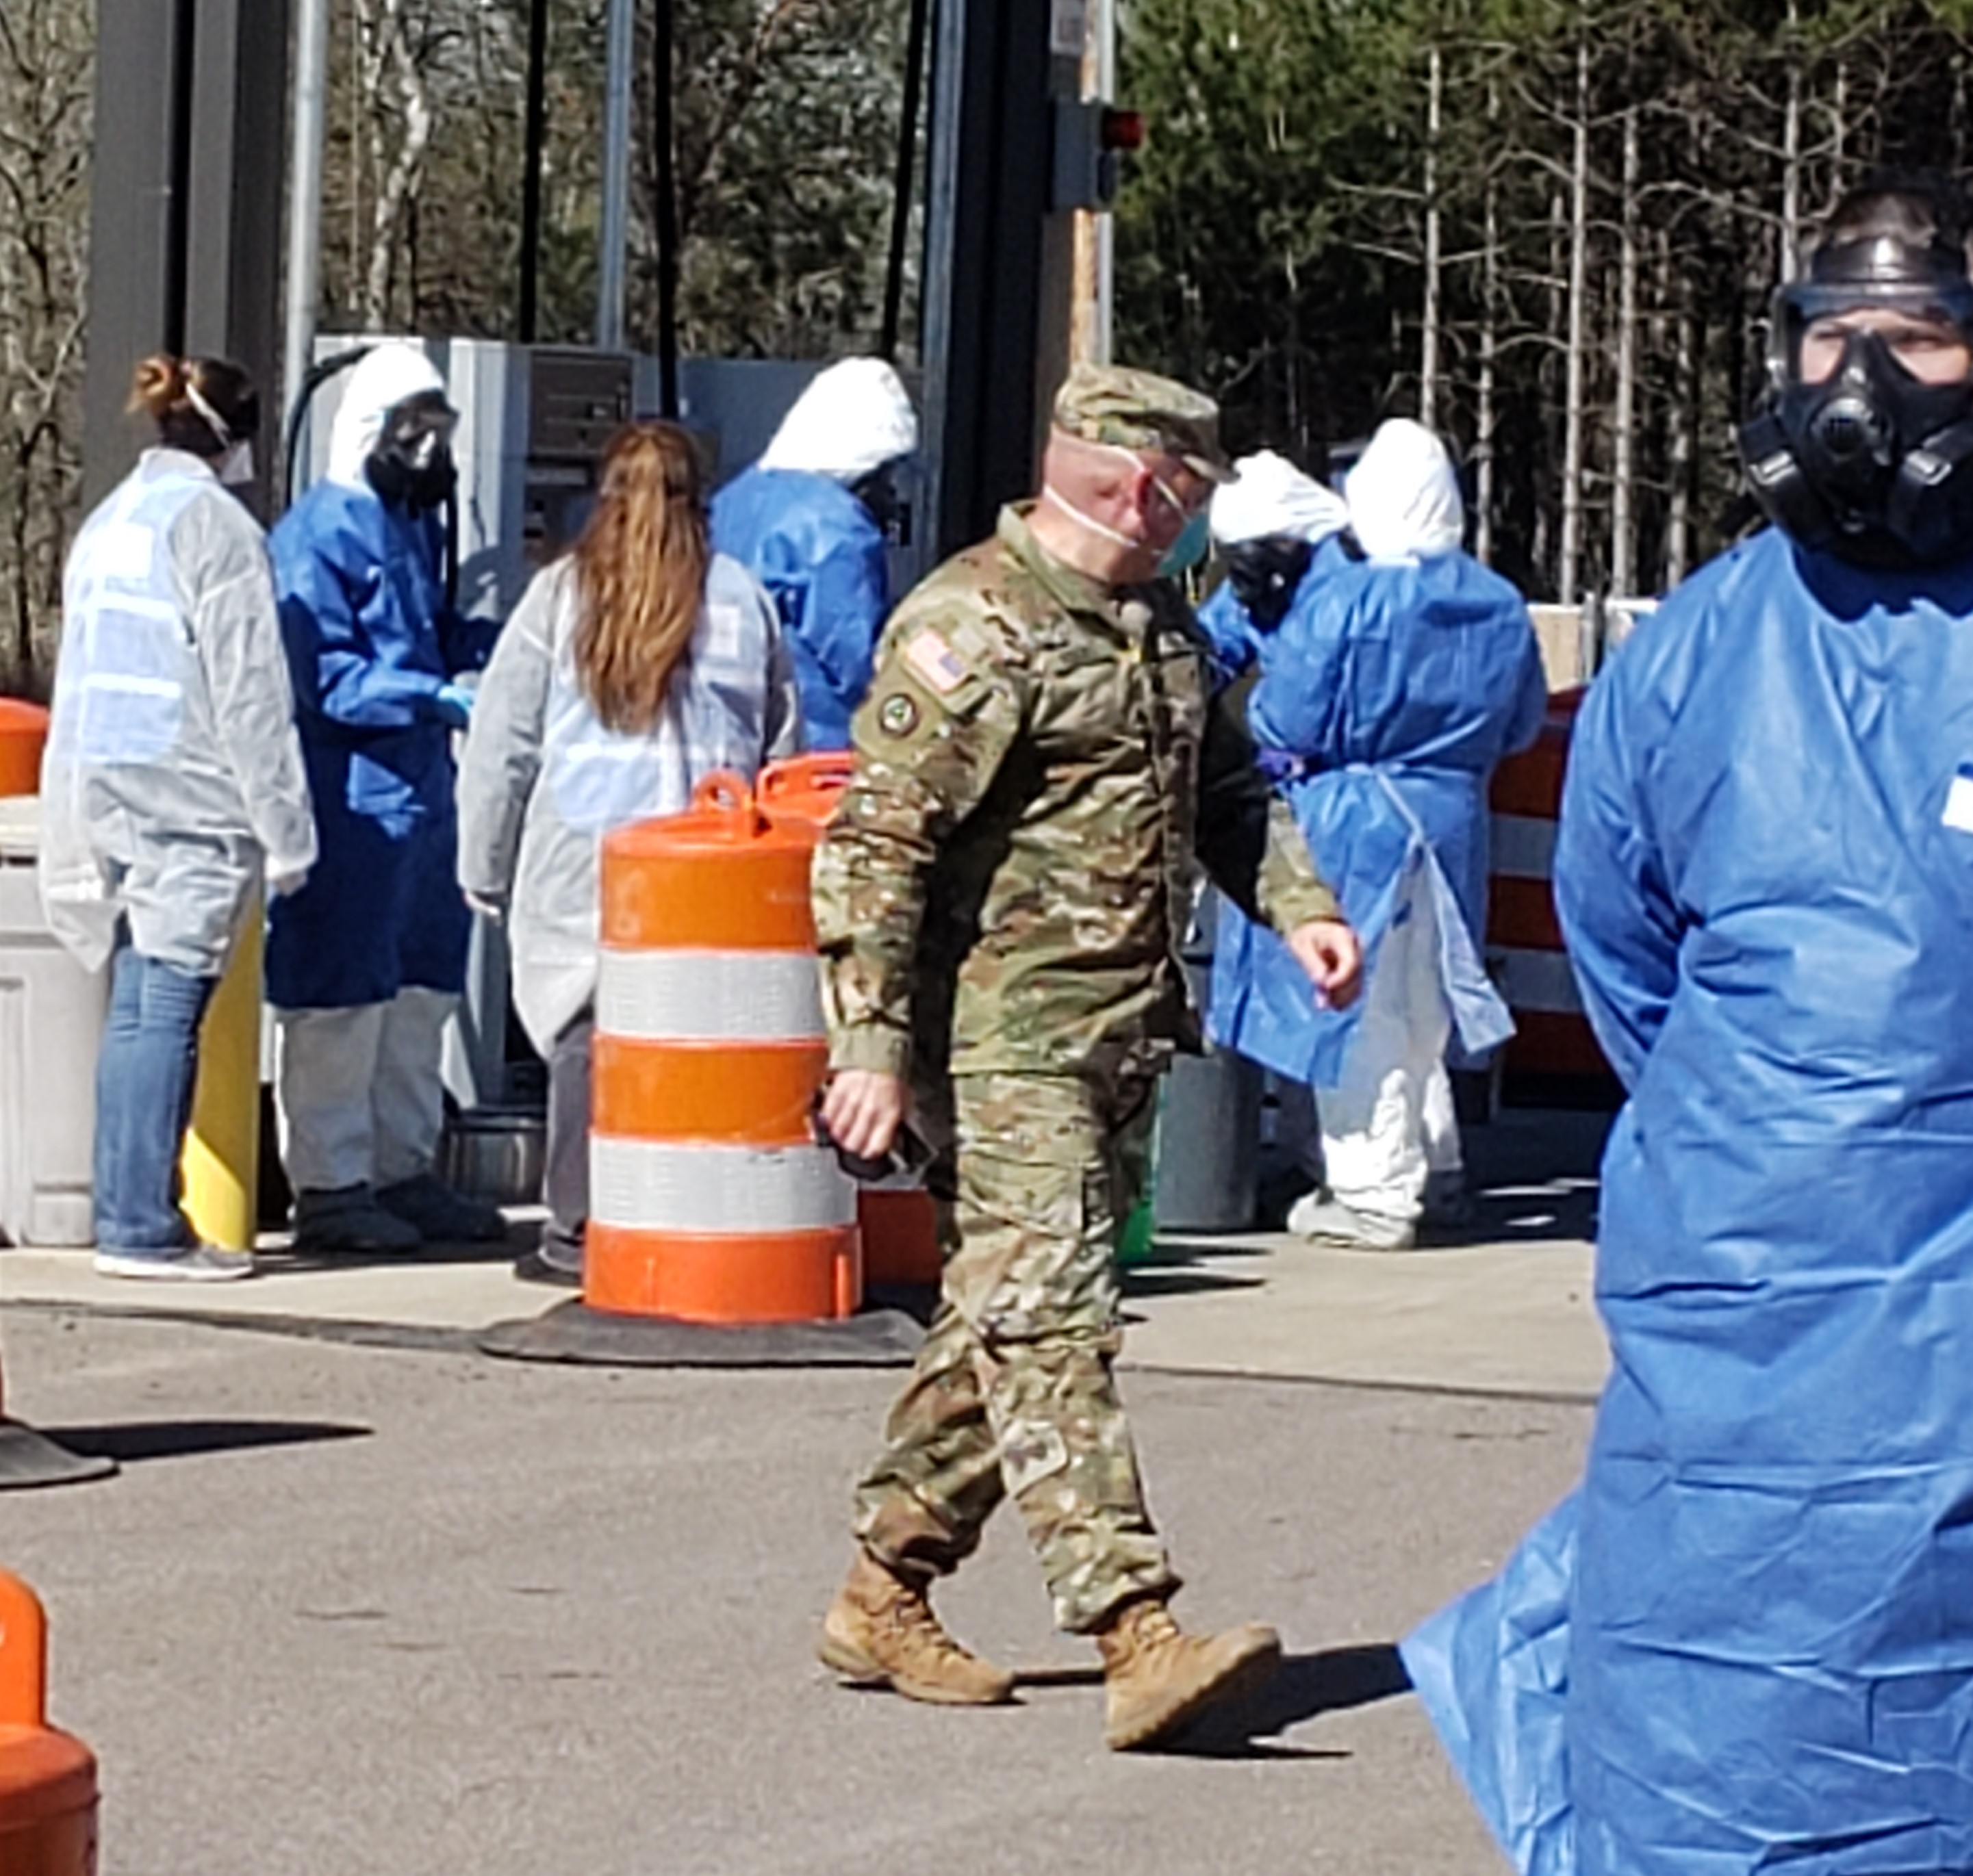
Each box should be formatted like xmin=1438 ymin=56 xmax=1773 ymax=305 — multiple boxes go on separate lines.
xmin=1403 ymin=176 xmax=1973 ymax=1876
xmin=1195 ymin=448 xmax=1350 ymax=690
xmin=1210 ymin=420 xmax=1544 ymax=1249
xmin=710 ymin=358 xmax=917 ymax=749
xmin=268 ymin=344 xmax=505 ymax=1253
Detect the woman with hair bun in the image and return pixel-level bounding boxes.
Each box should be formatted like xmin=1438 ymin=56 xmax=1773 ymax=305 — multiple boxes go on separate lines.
xmin=456 ymin=420 xmax=802 ymax=1285
xmin=38 ymin=355 xmax=316 ymax=1281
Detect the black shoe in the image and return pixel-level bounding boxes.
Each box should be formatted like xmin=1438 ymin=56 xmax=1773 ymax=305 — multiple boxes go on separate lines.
xmin=513 ymin=1247 xmax=582 ymax=1288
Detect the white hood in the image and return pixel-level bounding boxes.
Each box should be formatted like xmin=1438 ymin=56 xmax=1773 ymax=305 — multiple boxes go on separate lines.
xmin=327 ymin=344 xmax=449 ymax=489
xmin=1209 ymin=449 xmax=1349 ymax=546
xmin=758 ymin=357 xmax=918 ymax=482
xmin=1344 ymin=419 xmax=1464 ymax=562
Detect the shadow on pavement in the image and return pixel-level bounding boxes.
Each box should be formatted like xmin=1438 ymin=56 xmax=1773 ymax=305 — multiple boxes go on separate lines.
xmin=257 ymin=1233 xmax=526 ymax=1272
xmin=1457 ymin=1105 xmax=1611 ymax=1247
xmin=1120 ymin=1266 xmax=1266 ymax=1301
xmin=1149 ymin=1641 xmax=1413 ymax=1760
xmin=38 ymin=1419 xmax=372 ymax=1465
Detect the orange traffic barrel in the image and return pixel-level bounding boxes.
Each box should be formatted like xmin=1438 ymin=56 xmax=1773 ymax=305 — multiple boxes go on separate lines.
xmin=757 ymin=749 xmax=854 ymax=826
xmin=757 ymin=752 xmax=943 ymax=1288
xmin=589 ymin=771 xmax=861 ymax=1322
xmin=0 ymin=1571 xmax=99 ymax=1876
xmin=1487 ymin=687 xmax=1612 ymax=1085
xmin=0 ymin=701 xmax=49 ymax=799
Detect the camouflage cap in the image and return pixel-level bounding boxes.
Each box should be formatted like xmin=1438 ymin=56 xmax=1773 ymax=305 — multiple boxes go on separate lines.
xmin=1052 ymin=362 xmax=1236 ymax=483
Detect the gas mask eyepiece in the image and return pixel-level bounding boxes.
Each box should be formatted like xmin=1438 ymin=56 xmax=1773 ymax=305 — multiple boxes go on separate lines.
xmin=1740 ymin=222 xmax=1973 ymax=567
xmin=366 ymin=390 xmax=460 ymax=511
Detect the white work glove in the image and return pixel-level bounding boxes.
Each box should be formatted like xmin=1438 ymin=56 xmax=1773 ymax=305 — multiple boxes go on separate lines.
xmin=463 ymin=889 xmax=507 ymax=925
xmin=268 ymin=865 xmax=311 ymax=899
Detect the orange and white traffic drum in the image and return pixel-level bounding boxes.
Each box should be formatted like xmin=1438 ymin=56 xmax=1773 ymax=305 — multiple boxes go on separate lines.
xmin=1488 ymin=688 xmax=1615 ymax=1085
xmin=589 ymin=772 xmax=861 ymax=1322
xmin=758 ymin=754 xmax=943 ymax=1288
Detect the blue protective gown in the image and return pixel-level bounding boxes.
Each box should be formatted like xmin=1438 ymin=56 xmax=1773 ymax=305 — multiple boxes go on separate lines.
xmin=710 ymin=465 xmax=890 ymax=749
xmin=1208 ymin=548 xmax=1545 ymax=1088
xmin=265 ymin=480 xmax=487 ymax=1010
xmin=1195 ymin=534 xmax=1355 ymax=692
xmin=1195 ymin=580 xmax=1264 ymax=690
xmin=1403 ymin=526 xmax=1973 ymax=1875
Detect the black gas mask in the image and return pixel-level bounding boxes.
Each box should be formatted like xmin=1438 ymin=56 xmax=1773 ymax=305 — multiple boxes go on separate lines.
xmin=1222 ymin=535 xmax=1314 ymax=630
xmin=1740 ymin=232 xmax=1973 ymax=567
xmin=850 ymin=461 xmax=908 ymax=542
xmin=365 ymin=389 xmax=459 ymax=513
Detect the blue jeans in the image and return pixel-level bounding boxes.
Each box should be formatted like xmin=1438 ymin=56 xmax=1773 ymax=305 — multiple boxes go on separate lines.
xmin=93 ymin=945 xmax=217 ymax=1255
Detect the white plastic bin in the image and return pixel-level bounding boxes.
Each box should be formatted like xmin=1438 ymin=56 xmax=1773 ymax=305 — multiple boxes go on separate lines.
xmin=0 ymin=799 xmax=107 ymax=1247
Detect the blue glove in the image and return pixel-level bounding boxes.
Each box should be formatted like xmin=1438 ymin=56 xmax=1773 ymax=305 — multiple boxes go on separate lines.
xmin=433 ymin=682 xmax=475 ymax=729
xmin=1256 ymin=747 xmax=1312 ymax=785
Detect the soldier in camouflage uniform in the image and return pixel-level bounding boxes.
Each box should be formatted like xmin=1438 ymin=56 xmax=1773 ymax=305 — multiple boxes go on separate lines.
xmin=813 ymin=363 xmax=1363 ymax=1751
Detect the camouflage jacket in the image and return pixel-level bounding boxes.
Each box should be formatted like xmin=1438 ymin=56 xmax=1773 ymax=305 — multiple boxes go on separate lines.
xmin=811 ymin=505 xmax=1342 ymax=1083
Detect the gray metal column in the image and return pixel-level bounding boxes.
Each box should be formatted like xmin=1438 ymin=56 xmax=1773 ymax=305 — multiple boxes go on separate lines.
xmin=596 ymin=0 xmax=637 ymax=350
xmin=919 ymin=0 xmax=1078 ymax=560
xmin=82 ymin=0 xmax=292 ymax=513
xmin=283 ymin=0 xmax=333 ymax=454
xmin=81 ymin=0 xmax=195 ymax=508
xmin=184 ymin=0 xmax=293 ymax=520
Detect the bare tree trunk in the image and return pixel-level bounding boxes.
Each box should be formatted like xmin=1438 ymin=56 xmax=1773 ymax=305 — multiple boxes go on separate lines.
xmin=1830 ymin=60 xmax=1848 ymax=196
xmin=1611 ymin=103 xmax=1640 ymax=598
xmin=356 ymin=0 xmax=434 ymax=330
xmin=1560 ymin=34 xmax=1590 ymax=607
xmin=1666 ymin=286 xmax=1698 ymax=589
xmin=0 ymin=0 xmax=90 ymax=694
xmin=1420 ymin=42 xmax=1442 ymax=430
xmin=1532 ymin=188 xmax=1565 ymax=587
xmin=1475 ymin=84 xmax=1500 ymax=566
xmin=1780 ymin=0 xmax=1803 ymax=283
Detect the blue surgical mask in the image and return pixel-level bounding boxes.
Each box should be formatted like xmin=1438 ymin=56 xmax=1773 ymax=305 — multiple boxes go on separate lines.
xmin=1159 ymin=509 xmax=1211 ymax=578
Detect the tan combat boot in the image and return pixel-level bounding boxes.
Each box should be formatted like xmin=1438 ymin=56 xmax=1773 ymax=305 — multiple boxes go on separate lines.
xmin=1095 ymin=1596 xmax=1282 ymax=1750
xmin=817 ymin=1550 xmax=1016 ymax=1706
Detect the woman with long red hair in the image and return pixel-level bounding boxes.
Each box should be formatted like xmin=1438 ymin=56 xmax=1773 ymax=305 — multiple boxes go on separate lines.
xmin=457 ymin=421 xmax=801 ymax=1285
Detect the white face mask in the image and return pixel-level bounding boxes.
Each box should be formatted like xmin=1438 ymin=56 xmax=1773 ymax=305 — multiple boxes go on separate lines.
xmin=1040 ymin=444 xmax=1188 ymax=552
xmin=216 ymin=439 xmax=256 ymax=488
xmin=1039 ymin=482 xmax=1141 ymax=547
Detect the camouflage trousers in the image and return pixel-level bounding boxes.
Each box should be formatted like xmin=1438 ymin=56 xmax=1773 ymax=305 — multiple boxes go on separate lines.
xmin=853 ymin=1070 xmax=1180 ymax=1634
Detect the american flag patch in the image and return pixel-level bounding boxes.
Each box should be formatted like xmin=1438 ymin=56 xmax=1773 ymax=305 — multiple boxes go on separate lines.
xmin=904 ymin=628 xmax=969 ymax=695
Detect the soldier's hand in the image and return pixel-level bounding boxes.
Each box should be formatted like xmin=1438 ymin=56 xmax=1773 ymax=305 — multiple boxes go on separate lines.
xmin=1286 ymin=918 xmax=1364 ymax=1011
xmin=821 ymin=1070 xmax=907 ymax=1162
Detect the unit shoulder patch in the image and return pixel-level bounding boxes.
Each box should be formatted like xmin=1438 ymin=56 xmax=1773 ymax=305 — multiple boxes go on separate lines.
xmin=877 ymin=691 xmax=921 ymax=738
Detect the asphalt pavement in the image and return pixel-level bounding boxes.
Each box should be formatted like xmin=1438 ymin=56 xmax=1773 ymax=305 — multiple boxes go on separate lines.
xmin=1 ymin=1107 xmax=1609 ymax=1875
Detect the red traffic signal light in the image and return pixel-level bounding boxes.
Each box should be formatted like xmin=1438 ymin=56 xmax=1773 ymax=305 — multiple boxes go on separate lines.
xmin=1100 ymin=107 xmax=1145 ymax=153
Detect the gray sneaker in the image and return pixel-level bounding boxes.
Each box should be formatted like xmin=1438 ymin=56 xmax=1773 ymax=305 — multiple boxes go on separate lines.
xmin=376 ymin=1172 xmax=508 ymax=1244
xmin=292 ymin=1183 xmax=424 ymax=1253
xmin=94 ymin=1245 xmax=255 ymax=1282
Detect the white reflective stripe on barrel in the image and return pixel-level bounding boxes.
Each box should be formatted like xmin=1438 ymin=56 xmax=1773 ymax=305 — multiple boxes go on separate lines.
xmin=1491 ymin=947 xmax=1582 ymax=1015
xmin=596 ymin=947 xmax=824 ymax=1043
xmin=589 ymin=1137 xmax=855 ymax=1232
xmin=1491 ymin=812 xmax=1557 ymax=880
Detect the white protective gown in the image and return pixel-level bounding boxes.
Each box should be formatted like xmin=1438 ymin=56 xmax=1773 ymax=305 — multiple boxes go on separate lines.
xmin=455 ymin=552 xmax=802 ymax=1054
xmin=40 ymin=448 xmax=316 ymax=977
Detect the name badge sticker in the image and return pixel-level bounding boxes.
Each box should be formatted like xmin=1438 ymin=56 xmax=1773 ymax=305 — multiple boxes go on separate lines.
xmin=1944 ymin=765 xmax=1973 ymax=835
